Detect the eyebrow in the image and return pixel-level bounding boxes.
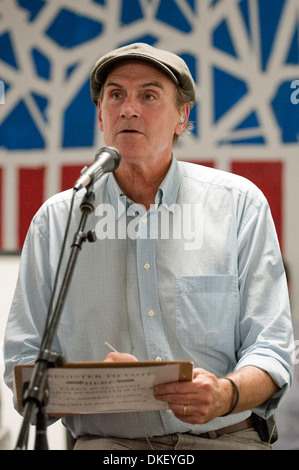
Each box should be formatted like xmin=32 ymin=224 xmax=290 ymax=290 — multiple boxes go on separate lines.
xmin=104 ymin=80 xmax=164 ymax=90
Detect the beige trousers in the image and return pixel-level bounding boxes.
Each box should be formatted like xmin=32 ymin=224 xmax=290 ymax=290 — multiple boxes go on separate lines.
xmin=74 ymin=429 xmax=272 ymax=450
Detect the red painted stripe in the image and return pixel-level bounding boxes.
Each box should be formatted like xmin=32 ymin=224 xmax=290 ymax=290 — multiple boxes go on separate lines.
xmin=231 ymin=161 xmax=283 ymax=250
xmin=61 ymin=165 xmax=85 ymax=191
xmin=18 ymin=167 xmax=45 ymax=249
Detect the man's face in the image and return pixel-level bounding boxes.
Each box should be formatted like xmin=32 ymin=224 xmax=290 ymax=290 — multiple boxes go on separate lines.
xmin=97 ymin=61 xmax=187 ymax=166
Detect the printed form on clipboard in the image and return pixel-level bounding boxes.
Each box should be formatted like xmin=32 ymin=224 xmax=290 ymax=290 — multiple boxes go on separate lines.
xmin=14 ymin=361 xmax=193 ymax=416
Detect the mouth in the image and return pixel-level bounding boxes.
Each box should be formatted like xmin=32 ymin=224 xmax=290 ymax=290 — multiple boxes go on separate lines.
xmin=120 ymin=129 xmax=140 ymax=134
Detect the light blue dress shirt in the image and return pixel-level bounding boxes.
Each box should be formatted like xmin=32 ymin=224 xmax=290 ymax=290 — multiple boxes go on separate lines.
xmin=4 ymin=158 xmax=294 ymax=439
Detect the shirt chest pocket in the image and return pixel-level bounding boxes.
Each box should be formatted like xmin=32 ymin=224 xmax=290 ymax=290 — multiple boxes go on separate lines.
xmin=175 ymin=275 xmax=239 ymax=351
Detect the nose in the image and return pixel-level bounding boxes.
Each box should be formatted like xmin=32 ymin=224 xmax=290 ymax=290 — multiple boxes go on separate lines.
xmin=121 ymin=96 xmax=140 ymax=119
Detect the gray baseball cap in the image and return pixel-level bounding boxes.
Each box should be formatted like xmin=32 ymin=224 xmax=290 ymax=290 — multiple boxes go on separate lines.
xmin=90 ymin=42 xmax=196 ymax=107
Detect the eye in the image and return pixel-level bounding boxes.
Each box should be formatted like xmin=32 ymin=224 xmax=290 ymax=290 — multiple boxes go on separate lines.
xmin=107 ymin=89 xmax=125 ymax=101
xmin=142 ymin=91 xmax=157 ymax=102
xmin=111 ymin=91 xmax=122 ymax=100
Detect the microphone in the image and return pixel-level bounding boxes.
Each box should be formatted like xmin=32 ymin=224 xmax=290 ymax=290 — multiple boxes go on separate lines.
xmin=74 ymin=146 xmax=121 ymax=191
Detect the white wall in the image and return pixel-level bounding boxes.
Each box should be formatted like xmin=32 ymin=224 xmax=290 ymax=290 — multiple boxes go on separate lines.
xmin=0 ymin=255 xmax=67 ymax=450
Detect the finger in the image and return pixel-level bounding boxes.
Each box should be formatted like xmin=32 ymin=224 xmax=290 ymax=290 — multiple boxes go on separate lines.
xmin=154 ymin=380 xmax=196 ymax=396
xmin=103 ymin=356 xmax=114 ymax=362
xmin=168 ymin=404 xmax=199 ymax=424
xmin=154 ymin=391 xmax=198 ymax=404
xmin=169 ymin=403 xmax=194 ymax=416
xmin=103 ymin=352 xmax=138 ymax=362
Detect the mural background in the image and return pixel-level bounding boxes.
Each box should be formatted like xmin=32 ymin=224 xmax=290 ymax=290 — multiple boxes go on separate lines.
xmin=0 ymin=0 xmax=298 ymax=449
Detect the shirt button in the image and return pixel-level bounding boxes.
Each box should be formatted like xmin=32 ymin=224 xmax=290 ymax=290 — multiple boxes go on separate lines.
xmin=141 ymin=217 xmax=147 ymax=224
xmin=144 ymin=262 xmax=151 ymax=270
xmin=155 ymin=356 xmax=162 ymax=361
xmin=148 ymin=310 xmax=155 ymax=318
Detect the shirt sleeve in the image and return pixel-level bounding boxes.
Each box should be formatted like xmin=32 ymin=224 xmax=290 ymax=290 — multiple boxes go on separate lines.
xmin=3 ymin=207 xmax=63 ymax=404
xmin=236 ymin=195 xmax=294 ymax=418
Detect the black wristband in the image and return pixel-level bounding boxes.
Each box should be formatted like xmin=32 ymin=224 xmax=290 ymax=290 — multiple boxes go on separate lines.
xmin=221 ymin=377 xmax=240 ymax=416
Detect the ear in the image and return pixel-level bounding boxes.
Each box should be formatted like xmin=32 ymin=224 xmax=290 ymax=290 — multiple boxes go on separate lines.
xmin=174 ymin=103 xmax=190 ymax=135
xmin=97 ymin=101 xmax=104 ymax=131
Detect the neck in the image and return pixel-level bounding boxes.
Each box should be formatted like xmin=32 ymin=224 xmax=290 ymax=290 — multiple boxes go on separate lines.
xmin=114 ymin=158 xmax=171 ymax=209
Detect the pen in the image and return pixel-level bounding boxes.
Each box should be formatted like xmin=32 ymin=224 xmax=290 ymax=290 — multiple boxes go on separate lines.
xmin=104 ymin=341 xmax=118 ymax=353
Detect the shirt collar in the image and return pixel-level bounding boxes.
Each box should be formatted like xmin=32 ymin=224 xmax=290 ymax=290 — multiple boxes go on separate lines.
xmin=107 ymin=156 xmax=183 ymax=220
xmin=158 ymin=156 xmax=182 ymax=211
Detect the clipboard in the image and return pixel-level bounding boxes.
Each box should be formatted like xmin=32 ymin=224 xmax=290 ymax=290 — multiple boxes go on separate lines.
xmin=14 ymin=361 xmax=193 ymax=416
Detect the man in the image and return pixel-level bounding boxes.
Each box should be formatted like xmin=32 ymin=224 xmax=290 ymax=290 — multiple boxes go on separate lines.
xmin=4 ymin=43 xmax=294 ymax=450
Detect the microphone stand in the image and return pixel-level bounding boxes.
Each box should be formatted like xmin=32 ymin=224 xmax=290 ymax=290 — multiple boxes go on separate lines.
xmin=15 ymin=187 xmax=96 ymax=450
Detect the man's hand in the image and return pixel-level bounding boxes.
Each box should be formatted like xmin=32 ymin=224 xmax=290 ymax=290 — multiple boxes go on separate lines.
xmin=153 ymin=368 xmax=233 ymax=424
xmin=103 ymin=352 xmax=138 ymax=363
xmin=154 ymin=365 xmax=279 ymax=424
